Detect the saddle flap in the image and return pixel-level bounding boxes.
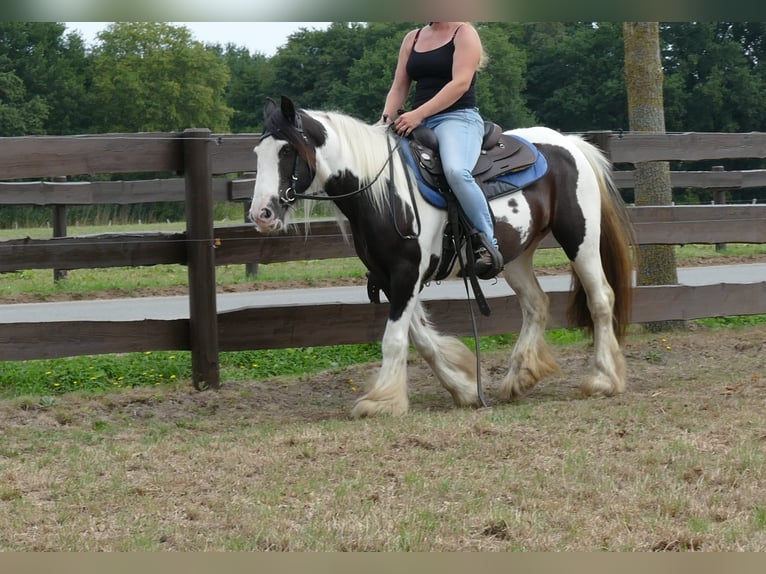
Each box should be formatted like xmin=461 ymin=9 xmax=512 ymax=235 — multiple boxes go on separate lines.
xmin=472 ymin=134 xmax=538 ymax=182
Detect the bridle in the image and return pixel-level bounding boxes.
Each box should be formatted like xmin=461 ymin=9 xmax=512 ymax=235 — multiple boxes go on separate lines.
xmin=261 ymin=118 xmax=410 ymax=212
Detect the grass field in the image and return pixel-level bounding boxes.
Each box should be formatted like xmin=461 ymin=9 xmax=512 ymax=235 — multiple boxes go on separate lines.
xmin=0 ymin=322 xmax=764 ymax=550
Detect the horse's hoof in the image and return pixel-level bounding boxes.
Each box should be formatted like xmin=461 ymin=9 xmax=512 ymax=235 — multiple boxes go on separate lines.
xmin=580 ymin=374 xmax=620 ymax=397
xmin=351 ymin=397 xmax=408 ymax=419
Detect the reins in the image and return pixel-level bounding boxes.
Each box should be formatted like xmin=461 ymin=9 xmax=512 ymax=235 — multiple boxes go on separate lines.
xmin=445 ymin=195 xmax=490 ymax=409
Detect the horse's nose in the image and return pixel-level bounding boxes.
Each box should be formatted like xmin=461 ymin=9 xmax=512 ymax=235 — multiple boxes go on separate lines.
xmin=250 ymin=205 xmax=281 ymax=232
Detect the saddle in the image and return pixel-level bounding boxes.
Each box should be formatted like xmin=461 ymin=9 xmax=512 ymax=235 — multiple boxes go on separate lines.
xmin=367 ymin=122 xmax=546 ymax=315
xmin=408 ymin=122 xmax=538 ymax=191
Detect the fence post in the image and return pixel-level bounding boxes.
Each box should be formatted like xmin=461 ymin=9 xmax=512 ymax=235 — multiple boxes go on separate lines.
xmin=712 ymin=165 xmax=727 ymax=252
xmin=583 ymin=130 xmax=613 ymax=160
xmin=183 ymin=128 xmax=220 ymax=390
xmin=52 ymin=176 xmax=68 ymax=282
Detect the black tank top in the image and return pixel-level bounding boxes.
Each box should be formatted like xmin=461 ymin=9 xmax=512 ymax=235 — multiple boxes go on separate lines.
xmin=406 ymin=26 xmax=477 ymax=114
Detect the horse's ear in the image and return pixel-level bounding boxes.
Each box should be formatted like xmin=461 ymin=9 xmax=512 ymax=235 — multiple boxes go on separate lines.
xmin=264 ymin=97 xmax=277 ymax=120
xmin=280 ymin=95 xmax=297 ymax=124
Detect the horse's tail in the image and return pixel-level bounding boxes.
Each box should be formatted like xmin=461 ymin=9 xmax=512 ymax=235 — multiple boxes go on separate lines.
xmin=567 ymin=136 xmax=637 ymax=342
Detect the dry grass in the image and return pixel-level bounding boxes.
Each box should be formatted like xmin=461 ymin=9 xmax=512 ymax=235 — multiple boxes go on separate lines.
xmin=1 ymin=323 xmax=765 ymax=551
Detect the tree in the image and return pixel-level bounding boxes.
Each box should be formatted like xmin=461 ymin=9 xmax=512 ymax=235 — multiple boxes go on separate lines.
xmin=0 ymin=22 xmax=89 ymax=135
xmin=269 ymin=22 xmax=370 ymax=113
xmin=662 ymin=22 xmax=766 ymax=133
xmin=473 ymin=23 xmax=535 ymax=129
xmin=332 ymin=22 xmax=413 ymax=122
xmin=217 ymin=44 xmax=274 ymax=132
xmin=525 ymin=22 xmax=628 ymax=132
xmin=623 ymin=22 xmax=680 ymax=332
xmin=0 ymin=69 xmax=47 ymax=135
xmin=88 ymin=22 xmax=233 ymax=133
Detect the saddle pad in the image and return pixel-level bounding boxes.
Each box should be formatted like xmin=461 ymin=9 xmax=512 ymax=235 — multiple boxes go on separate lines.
xmin=399 ymin=134 xmax=548 ymax=209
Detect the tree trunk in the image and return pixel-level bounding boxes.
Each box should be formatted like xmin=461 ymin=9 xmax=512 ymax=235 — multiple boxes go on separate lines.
xmin=623 ymin=22 xmax=683 ymax=332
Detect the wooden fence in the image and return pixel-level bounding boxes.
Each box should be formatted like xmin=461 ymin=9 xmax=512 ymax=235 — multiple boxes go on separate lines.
xmin=1 ymin=130 xmax=765 ymax=390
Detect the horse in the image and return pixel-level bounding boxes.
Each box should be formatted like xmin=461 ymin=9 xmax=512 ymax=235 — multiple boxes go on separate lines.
xmin=249 ymin=96 xmax=636 ymax=419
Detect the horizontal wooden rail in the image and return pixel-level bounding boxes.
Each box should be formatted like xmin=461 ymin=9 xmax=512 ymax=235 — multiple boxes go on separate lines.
xmin=0 ymin=168 xmax=762 ymax=207
xmin=2 ymin=282 xmax=764 ymax=361
xmin=612 ymin=169 xmax=766 ymax=189
xmin=0 ymin=319 xmax=189 ymax=361
xmin=0 ymin=133 xmax=185 ymax=179
xmin=0 ymin=178 xmax=232 ymax=205
xmin=1 ymin=206 xmax=764 ymax=273
xmin=607 ymin=132 xmax=766 ymax=163
xmin=0 ymin=232 xmax=188 ymax=272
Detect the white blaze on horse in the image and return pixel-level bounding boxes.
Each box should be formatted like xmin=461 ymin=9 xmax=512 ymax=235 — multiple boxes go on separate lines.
xmin=250 ymin=96 xmax=636 ymax=419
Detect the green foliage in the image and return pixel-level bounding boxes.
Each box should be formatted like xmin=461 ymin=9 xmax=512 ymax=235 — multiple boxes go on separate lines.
xmin=0 ymin=352 xmax=190 ymax=397
xmin=333 ymin=22 xmax=414 ymax=122
xmin=475 ymin=23 xmax=536 ymax=128
xmin=218 ymin=45 xmax=274 ymax=132
xmin=88 ymin=23 xmax=233 ymax=132
xmin=2 ymin=21 xmax=766 ymax=140
xmin=0 ymin=345 xmax=383 ymax=400
xmin=662 ymin=23 xmax=766 ymax=133
xmin=524 ymin=22 xmax=628 ymax=132
xmin=269 ymin=22 xmax=372 ymax=113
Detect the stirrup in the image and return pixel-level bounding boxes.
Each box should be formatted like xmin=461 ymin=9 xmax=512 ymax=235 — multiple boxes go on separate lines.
xmin=472 ymin=233 xmax=503 ymax=280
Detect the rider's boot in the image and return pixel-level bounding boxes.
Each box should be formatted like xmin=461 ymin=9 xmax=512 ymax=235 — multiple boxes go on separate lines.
xmin=472 ymin=232 xmax=503 ymax=280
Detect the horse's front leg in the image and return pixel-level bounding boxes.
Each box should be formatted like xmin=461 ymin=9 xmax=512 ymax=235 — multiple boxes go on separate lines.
xmin=408 ymin=301 xmax=479 ymax=408
xmin=351 ymin=302 xmax=415 ymax=419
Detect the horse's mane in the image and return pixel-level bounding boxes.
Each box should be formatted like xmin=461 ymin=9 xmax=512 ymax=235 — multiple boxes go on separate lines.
xmin=312 ymin=110 xmax=410 ymax=216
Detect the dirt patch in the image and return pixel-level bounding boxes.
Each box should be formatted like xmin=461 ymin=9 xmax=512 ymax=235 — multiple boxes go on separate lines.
xmin=3 ymin=321 xmax=763 ymax=428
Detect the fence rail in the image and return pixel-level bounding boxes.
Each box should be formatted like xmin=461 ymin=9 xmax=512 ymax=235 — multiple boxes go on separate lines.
xmin=2 ymin=206 xmax=765 ymax=273
xmin=1 ymin=130 xmax=765 ymax=388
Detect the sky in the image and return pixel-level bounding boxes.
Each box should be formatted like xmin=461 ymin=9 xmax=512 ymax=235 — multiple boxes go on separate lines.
xmin=64 ymin=22 xmax=332 ymax=56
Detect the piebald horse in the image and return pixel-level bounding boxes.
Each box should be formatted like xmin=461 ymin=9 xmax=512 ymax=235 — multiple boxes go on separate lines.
xmin=249 ymin=96 xmax=635 ymax=418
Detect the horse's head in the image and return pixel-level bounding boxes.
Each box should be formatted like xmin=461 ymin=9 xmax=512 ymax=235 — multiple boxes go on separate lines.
xmin=249 ymin=96 xmax=326 ymax=233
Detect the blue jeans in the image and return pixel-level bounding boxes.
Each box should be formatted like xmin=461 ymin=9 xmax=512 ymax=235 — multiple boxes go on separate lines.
xmin=422 ymin=108 xmax=496 ymax=246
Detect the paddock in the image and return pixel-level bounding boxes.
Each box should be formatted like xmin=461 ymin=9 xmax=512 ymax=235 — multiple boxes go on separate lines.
xmin=1 ymin=129 xmax=766 ymax=551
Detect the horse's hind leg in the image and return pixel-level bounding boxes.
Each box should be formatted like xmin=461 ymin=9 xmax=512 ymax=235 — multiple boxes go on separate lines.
xmin=570 ymin=250 xmax=626 ymax=396
xmin=408 ymin=301 xmax=479 ymax=408
xmin=499 ymin=248 xmax=560 ymax=399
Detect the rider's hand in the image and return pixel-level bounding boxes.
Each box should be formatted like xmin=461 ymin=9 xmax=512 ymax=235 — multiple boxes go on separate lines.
xmin=393 ymin=110 xmax=422 ymax=137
